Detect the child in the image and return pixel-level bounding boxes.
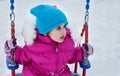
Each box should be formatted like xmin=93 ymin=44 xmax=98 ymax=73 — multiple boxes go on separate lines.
xmin=5 ymin=5 xmax=93 ymax=76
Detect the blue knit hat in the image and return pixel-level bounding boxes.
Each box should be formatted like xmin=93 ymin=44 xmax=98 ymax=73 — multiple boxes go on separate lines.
xmin=30 ymin=5 xmax=68 ymax=34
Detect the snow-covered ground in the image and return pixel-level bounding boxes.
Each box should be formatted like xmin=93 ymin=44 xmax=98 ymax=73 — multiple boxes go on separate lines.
xmin=0 ymin=0 xmax=120 ymax=76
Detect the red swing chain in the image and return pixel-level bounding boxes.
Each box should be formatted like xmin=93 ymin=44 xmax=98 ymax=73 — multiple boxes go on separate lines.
xmin=74 ymin=23 xmax=88 ymax=76
xmin=10 ymin=15 xmax=16 ymax=76
xmin=81 ymin=10 xmax=89 ymax=76
xmin=81 ymin=24 xmax=88 ymax=76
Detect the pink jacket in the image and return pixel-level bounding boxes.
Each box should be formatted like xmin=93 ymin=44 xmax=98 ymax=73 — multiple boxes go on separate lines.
xmin=15 ymin=29 xmax=84 ymax=76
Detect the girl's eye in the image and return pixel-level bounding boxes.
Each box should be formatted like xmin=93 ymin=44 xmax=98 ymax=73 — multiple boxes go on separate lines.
xmin=64 ymin=25 xmax=66 ymax=27
xmin=56 ymin=25 xmax=66 ymax=30
xmin=56 ymin=26 xmax=61 ymax=30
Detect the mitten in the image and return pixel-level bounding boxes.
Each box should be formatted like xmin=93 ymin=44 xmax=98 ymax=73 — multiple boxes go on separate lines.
xmin=79 ymin=43 xmax=94 ymax=69
xmin=4 ymin=39 xmax=16 ymax=60
xmin=79 ymin=59 xmax=91 ymax=69
xmin=4 ymin=39 xmax=19 ymax=70
xmin=82 ymin=43 xmax=94 ymax=57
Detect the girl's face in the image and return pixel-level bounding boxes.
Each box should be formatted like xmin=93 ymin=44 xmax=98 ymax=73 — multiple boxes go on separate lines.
xmin=48 ymin=24 xmax=66 ymax=43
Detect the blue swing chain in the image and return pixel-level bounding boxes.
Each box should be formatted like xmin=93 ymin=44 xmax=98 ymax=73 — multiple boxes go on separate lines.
xmin=10 ymin=0 xmax=14 ymax=11
xmin=85 ymin=0 xmax=90 ymax=24
xmin=86 ymin=0 xmax=90 ymax=10
xmin=10 ymin=0 xmax=15 ymax=24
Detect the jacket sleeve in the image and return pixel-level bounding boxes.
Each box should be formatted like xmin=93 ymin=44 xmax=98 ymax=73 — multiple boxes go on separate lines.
xmin=15 ymin=45 xmax=32 ymax=65
xmin=68 ymin=46 xmax=84 ymax=64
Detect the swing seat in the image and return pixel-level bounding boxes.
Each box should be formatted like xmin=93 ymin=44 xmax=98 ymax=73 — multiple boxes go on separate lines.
xmin=15 ymin=73 xmax=79 ymax=76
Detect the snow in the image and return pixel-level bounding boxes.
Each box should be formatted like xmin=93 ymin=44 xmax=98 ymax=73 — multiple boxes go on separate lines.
xmin=0 ymin=0 xmax=120 ymax=76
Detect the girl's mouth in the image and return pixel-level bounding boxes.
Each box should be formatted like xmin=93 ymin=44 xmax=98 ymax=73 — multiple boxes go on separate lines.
xmin=60 ymin=36 xmax=65 ymax=40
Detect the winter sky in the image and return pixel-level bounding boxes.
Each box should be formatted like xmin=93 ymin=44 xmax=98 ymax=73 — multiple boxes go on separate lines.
xmin=0 ymin=0 xmax=120 ymax=76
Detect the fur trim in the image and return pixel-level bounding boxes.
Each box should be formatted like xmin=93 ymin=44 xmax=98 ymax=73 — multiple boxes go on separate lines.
xmin=21 ymin=14 xmax=81 ymax=45
xmin=21 ymin=14 xmax=36 ymax=45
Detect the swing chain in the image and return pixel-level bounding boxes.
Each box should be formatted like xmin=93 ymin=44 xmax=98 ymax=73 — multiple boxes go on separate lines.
xmin=10 ymin=0 xmax=14 ymax=10
xmin=86 ymin=0 xmax=90 ymax=10
xmin=10 ymin=0 xmax=15 ymax=39
xmin=10 ymin=11 xmax=15 ymax=24
xmin=10 ymin=0 xmax=15 ymax=24
xmin=84 ymin=10 xmax=89 ymax=24
xmin=10 ymin=0 xmax=15 ymax=64
xmin=85 ymin=0 xmax=90 ymax=24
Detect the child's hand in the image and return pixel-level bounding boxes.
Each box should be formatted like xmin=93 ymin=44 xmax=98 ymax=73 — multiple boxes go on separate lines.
xmin=4 ymin=39 xmax=16 ymax=60
xmin=82 ymin=43 xmax=94 ymax=57
xmin=5 ymin=39 xmax=16 ymax=49
xmin=79 ymin=43 xmax=94 ymax=69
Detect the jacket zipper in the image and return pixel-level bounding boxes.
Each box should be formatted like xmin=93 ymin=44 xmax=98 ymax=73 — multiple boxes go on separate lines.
xmin=55 ymin=45 xmax=59 ymax=76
